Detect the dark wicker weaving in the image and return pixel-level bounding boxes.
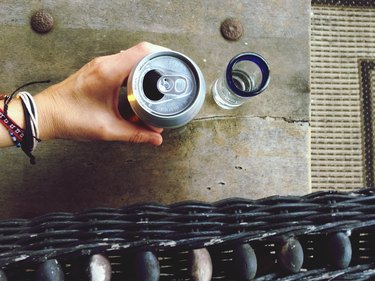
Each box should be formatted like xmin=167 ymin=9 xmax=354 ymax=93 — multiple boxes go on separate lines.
xmin=0 ymin=189 xmax=375 ymax=280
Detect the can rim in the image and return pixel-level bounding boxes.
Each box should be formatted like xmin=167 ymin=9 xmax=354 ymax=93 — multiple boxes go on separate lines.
xmin=127 ymin=51 xmax=206 ymax=128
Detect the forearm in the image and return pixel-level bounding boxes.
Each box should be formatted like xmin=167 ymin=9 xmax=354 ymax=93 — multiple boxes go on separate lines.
xmin=0 ymin=42 xmax=164 ymax=150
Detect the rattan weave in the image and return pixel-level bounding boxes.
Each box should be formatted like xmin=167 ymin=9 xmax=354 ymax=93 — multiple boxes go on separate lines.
xmin=0 ymin=189 xmax=374 ymax=280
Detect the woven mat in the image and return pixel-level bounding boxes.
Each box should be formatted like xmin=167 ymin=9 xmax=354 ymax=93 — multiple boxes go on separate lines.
xmin=311 ymin=0 xmax=375 ymax=191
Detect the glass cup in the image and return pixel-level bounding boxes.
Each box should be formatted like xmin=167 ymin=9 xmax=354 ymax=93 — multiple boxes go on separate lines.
xmin=212 ymin=52 xmax=270 ymax=109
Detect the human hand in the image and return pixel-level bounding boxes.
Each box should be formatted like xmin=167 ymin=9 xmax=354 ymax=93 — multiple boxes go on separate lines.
xmin=34 ymin=42 xmax=165 ymax=146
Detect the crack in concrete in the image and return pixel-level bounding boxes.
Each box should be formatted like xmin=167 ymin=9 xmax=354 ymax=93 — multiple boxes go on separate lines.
xmin=193 ymin=115 xmax=310 ymax=124
xmin=260 ymin=116 xmax=310 ymax=124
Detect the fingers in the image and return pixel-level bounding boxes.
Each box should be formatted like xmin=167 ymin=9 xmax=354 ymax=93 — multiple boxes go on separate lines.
xmin=103 ymin=118 xmax=163 ymax=146
xmin=120 ymin=42 xmax=170 ymax=54
xmin=148 ymin=125 xmax=163 ymax=134
xmin=123 ymin=120 xmax=163 ymax=146
xmin=139 ymin=131 xmax=163 ymax=146
xmin=125 ymin=126 xmax=164 ymax=146
xmin=126 ymin=114 xmax=163 ymax=134
xmin=100 ymin=42 xmax=169 ymax=84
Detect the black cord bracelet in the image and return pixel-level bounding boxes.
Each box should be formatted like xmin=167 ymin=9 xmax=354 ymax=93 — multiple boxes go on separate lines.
xmin=20 ymin=98 xmax=36 ymax=164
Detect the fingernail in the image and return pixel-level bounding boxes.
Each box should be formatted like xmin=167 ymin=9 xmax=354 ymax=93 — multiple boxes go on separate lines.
xmin=152 ymin=134 xmax=163 ymax=146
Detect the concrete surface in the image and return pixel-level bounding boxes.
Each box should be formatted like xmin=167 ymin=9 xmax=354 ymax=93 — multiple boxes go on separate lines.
xmin=0 ymin=0 xmax=310 ymax=218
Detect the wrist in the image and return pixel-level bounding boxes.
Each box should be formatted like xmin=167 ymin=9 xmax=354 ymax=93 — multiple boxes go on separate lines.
xmin=34 ymin=87 xmax=60 ymax=141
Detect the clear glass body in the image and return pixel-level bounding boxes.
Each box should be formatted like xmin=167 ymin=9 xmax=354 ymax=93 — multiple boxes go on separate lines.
xmin=212 ymin=75 xmax=247 ymax=109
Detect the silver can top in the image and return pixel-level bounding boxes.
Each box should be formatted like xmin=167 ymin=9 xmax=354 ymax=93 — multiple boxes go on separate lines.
xmin=127 ymin=51 xmax=206 ymax=128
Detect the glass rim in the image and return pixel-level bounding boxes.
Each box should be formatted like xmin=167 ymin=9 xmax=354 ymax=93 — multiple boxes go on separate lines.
xmin=225 ymin=52 xmax=270 ymax=98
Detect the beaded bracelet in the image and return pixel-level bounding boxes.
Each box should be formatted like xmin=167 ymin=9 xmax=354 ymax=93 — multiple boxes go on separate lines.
xmin=2 ymin=80 xmax=50 ymax=163
xmin=0 ymin=106 xmax=25 ymax=146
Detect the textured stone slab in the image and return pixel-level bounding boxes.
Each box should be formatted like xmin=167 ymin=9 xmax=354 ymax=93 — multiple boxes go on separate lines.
xmin=0 ymin=0 xmax=310 ymax=218
xmin=0 ymin=117 xmax=309 ymax=218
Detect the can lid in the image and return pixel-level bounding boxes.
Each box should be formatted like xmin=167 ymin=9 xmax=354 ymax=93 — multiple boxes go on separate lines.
xmin=128 ymin=51 xmax=206 ymax=128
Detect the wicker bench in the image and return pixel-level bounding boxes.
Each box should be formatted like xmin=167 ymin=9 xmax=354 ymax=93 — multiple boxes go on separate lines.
xmin=0 ymin=188 xmax=374 ymax=280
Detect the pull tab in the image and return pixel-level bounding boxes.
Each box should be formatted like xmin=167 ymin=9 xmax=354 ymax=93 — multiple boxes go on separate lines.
xmin=157 ymin=75 xmax=189 ymax=95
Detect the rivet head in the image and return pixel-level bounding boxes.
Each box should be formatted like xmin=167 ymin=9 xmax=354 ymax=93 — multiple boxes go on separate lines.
xmin=31 ymin=10 xmax=54 ymax=34
xmin=220 ymin=18 xmax=243 ymax=41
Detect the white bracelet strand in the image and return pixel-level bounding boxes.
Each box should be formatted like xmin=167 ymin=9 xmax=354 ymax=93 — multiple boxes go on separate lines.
xmin=17 ymin=91 xmax=39 ymax=151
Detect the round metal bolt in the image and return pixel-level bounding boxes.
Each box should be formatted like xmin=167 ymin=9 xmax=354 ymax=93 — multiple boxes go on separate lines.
xmin=31 ymin=10 xmax=54 ymax=34
xmin=220 ymin=18 xmax=243 ymax=41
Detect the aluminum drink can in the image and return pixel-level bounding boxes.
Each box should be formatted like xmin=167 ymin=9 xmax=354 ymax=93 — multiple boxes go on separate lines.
xmin=127 ymin=51 xmax=206 ymax=128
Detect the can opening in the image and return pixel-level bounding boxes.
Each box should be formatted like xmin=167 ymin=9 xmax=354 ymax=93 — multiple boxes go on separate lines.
xmin=143 ymin=70 xmax=164 ymax=101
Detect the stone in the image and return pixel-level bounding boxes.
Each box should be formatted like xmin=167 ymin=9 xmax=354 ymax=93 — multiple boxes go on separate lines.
xmin=277 ymin=237 xmax=304 ymax=273
xmin=0 ymin=270 xmax=7 ymax=281
xmin=134 ymin=251 xmax=160 ymax=281
xmin=35 ymin=259 xmax=64 ymax=281
xmin=232 ymin=244 xmax=257 ymax=280
xmin=86 ymin=254 xmax=112 ymax=281
xmin=327 ymin=232 xmax=352 ymax=269
xmin=188 ymin=248 xmax=213 ymax=281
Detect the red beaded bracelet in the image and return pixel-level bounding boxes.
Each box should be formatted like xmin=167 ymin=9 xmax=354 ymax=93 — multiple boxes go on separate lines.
xmin=0 ymin=106 xmax=25 ymax=144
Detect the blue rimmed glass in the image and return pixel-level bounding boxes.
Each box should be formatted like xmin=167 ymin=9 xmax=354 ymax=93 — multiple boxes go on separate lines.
xmin=212 ymin=52 xmax=270 ymax=109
